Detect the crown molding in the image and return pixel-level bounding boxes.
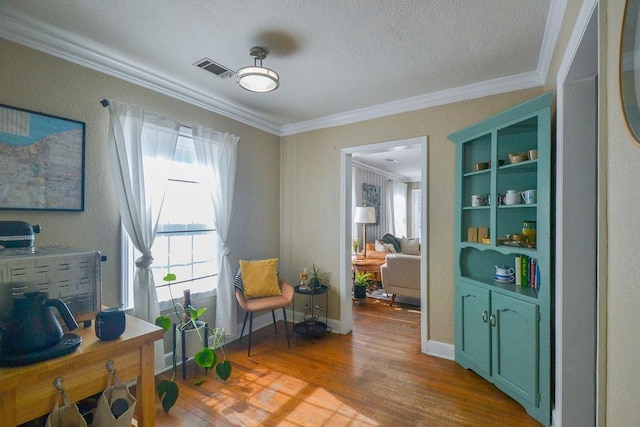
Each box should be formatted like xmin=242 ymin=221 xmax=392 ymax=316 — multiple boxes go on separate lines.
xmin=280 ymin=71 xmax=544 ymax=136
xmin=0 ymin=10 xmax=282 ymax=136
xmin=538 ymin=0 xmax=568 ymax=83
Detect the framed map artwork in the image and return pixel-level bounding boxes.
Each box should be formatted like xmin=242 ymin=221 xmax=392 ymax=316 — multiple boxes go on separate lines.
xmin=0 ymin=104 xmax=85 ymax=211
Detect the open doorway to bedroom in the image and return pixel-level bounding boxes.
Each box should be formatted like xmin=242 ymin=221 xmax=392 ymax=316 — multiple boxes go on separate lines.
xmin=339 ymin=136 xmax=428 ymax=353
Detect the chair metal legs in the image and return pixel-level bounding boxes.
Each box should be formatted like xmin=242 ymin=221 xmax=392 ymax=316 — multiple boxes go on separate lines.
xmin=239 ymin=311 xmax=254 ymax=356
xmin=248 ymin=312 xmax=253 ymax=356
xmin=240 ymin=311 xmax=249 ymax=338
xmin=282 ymin=308 xmax=291 ymax=349
xmin=272 ymin=310 xmax=278 ymax=333
xmin=239 ymin=309 xmax=290 ymax=356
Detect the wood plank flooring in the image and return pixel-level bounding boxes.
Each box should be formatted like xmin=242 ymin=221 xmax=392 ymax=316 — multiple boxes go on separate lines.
xmin=154 ymin=298 xmax=541 ymax=426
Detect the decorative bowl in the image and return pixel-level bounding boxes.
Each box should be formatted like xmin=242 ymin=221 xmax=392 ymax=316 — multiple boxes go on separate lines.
xmin=508 ymin=152 xmax=529 ymax=164
xmin=507 ymin=233 xmax=527 ymax=242
xmin=475 ymin=162 xmax=489 ymax=171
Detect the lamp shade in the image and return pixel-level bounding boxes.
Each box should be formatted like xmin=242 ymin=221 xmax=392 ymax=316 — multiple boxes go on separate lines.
xmin=354 ymin=207 xmax=376 ymax=224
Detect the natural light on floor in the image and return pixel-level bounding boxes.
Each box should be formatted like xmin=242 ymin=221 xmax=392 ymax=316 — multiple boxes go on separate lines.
xmin=157 ymin=364 xmax=380 ymax=426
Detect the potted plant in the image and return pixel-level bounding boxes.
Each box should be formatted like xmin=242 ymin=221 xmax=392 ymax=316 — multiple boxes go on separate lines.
xmin=154 ymin=273 xmax=232 ymax=413
xmin=352 ymin=238 xmax=360 ymax=254
xmin=309 ymin=264 xmax=323 ymax=289
xmin=353 ymin=271 xmax=370 ymax=300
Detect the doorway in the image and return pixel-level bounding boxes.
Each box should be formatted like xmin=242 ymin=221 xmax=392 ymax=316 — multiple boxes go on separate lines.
xmin=339 ymin=136 xmax=429 ymax=353
xmin=555 ymin=0 xmax=599 ymax=424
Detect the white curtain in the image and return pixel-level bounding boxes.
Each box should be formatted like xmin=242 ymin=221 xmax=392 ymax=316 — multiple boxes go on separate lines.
xmin=192 ymin=126 xmax=239 ymax=337
xmin=386 ymin=179 xmax=408 ymax=237
xmin=352 ymin=166 xmax=362 ymax=242
xmin=106 ymin=100 xmax=179 ymax=369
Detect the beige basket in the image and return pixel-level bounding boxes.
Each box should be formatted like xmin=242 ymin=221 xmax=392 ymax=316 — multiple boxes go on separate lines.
xmin=91 ymin=371 xmax=136 ymax=427
xmin=45 ymin=390 xmax=87 ymax=427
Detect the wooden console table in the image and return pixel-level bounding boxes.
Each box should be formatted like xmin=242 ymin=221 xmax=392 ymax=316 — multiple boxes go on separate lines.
xmin=0 ymin=314 xmax=163 ymax=426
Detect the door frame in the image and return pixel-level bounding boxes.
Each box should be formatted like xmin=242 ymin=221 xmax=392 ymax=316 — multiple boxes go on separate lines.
xmin=555 ymin=0 xmax=600 ymax=424
xmin=339 ymin=136 xmax=429 ymax=353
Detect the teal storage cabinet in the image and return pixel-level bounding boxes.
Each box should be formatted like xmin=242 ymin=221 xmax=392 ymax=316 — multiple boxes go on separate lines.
xmin=449 ymin=92 xmax=552 ymax=426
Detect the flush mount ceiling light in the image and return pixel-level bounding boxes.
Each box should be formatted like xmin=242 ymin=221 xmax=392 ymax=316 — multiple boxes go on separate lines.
xmin=236 ymin=47 xmax=279 ymax=93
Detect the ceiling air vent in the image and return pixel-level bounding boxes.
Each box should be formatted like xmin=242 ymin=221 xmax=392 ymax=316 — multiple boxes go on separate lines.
xmin=194 ymin=58 xmax=234 ymax=79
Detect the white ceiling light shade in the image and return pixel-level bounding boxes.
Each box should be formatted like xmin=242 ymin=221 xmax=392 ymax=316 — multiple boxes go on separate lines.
xmin=237 ymin=47 xmax=279 ymax=93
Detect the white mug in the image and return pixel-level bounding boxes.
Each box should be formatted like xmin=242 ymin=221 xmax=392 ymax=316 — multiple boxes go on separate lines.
xmin=522 ymin=189 xmax=537 ymax=204
xmin=471 ymin=195 xmax=485 ymax=207
xmin=505 ymin=190 xmax=521 ymax=205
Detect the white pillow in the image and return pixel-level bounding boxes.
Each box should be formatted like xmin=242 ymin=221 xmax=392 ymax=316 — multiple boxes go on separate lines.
xmin=375 ymin=240 xmax=396 ymax=253
xmin=401 ymin=237 xmax=420 ymax=255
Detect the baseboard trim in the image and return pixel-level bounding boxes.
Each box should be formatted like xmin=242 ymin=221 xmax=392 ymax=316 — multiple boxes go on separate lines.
xmin=426 ymin=340 xmax=455 ymax=360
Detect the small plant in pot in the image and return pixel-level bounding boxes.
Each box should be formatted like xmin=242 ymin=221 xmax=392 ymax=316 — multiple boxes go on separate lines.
xmin=353 ymin=271 xmax=371 ymax=300
xmin=352 ymin=238 xmax=360 ymax=254
xmin=154 ymin=273 xmax=232 ymax=412
xmin=309 ymin=264 xmax=323 ymax=289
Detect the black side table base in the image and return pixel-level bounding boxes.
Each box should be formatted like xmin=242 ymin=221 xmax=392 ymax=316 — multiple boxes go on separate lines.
xmin=293 ymin=321 xmax=327 ymax=342
xmin=173 ymin=322 xmax=209 ymax=380
xmin=292 ymin=285 xmax=329 ymax=341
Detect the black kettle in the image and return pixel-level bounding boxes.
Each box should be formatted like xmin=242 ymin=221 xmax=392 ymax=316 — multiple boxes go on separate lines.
xmin=0 ymin=291 xmax=79 ymax=355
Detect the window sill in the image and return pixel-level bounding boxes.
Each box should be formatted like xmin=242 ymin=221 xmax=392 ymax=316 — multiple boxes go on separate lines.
xmin=157 ymin=288 xmax=217 ymax=312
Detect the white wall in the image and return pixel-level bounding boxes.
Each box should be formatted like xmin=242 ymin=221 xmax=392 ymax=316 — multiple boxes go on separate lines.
xmin=604 ymin=0 xmax=640 ymax=423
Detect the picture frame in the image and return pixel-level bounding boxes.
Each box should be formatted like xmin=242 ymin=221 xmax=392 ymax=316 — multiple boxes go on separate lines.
xmin=362 ymin=183 xmax=380 ymax=224
xmin=0 ymin=104 xmax=85 ymax=211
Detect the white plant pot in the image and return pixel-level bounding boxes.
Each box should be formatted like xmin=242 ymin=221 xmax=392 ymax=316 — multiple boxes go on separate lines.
xmin=178 ymin=320 xmax=207 ymax=359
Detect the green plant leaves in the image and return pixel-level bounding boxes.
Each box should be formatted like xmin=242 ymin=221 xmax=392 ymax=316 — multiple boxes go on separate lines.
xmin=163 ymin=273 xmax=176 ymax=282
xmin=216 ymin=360 xmax=232 ymax=380
xmin=354 ymin=271 xmax=371 ymax=286
xmin=188 ymin=306 xmax=207 ymax=320
xmin=157 ymin=379 xmax=179 ymax=412
xmin=155 ymin=315 xmax=172 ymax=332
xmin=194 ymin=347 xmax=216 ymax=369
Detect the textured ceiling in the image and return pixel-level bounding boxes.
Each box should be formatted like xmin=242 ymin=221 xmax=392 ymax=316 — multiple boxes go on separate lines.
xmin=0 ymin=0 xmax=557 ymax=138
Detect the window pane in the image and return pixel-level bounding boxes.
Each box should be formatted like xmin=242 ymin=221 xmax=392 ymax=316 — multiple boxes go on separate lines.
xmin=124 ymin=127 xmax=220 ymax=306
xmin=159 ymin=180 xmax=214 ymax=229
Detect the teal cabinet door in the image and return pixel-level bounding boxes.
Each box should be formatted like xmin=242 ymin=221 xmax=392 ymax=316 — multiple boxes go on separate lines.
xmin=492 ymin=292 xmax=539 ymax=407
xmin=456 ymin=280 xmax=491 ymax=378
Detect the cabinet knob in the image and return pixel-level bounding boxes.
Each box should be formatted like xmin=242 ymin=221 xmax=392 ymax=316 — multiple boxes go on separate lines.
xmin=489 ymin=314 xmax=496 ymax=326
xmin=481 ymin=310 xmax=488 ymax=323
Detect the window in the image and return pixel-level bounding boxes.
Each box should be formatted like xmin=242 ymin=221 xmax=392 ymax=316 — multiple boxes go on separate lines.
xmin=122 ymin=127 xmax=218 ymax=309
xmin=412 ymin=189 xmax=422 ymax=242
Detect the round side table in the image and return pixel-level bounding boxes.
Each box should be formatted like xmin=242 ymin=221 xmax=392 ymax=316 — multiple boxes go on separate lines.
xmin=292 ymin=284 xmax=329 ymax=340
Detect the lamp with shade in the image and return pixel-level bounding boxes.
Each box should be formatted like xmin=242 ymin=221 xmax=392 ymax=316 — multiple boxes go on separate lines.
xmin=354 ymin=207 xmax=376 ymax=258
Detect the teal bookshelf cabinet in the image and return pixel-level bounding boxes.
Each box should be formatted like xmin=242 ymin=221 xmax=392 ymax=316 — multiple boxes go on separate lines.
xmin=448 ymin=92 xmax=552 ymax=426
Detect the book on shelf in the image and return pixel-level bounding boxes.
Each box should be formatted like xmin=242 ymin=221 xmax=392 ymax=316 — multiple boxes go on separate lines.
xmin=529 ymin=258 xmax=537 ymax=288
xmin=514 ymin=254 xmax=539 ymax=289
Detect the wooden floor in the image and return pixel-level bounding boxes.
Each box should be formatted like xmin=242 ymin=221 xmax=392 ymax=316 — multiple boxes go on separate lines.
xmin=154 ymin=298 xmax=541 ymax=426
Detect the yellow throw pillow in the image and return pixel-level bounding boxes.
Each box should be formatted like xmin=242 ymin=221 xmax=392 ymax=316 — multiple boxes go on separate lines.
xmin=240 ymin=258 xmax=281 ymax=299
